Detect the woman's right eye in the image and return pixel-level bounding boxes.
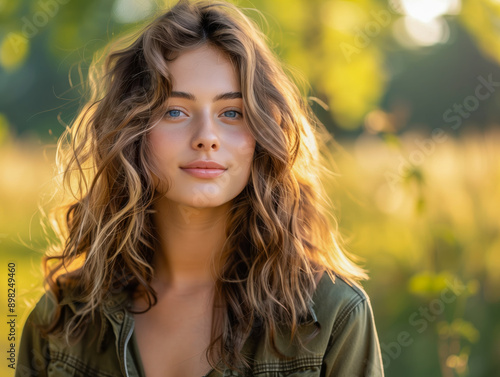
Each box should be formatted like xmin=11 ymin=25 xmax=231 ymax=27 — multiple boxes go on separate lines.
xmin=165 ymin=109 xmax=186 ymax=118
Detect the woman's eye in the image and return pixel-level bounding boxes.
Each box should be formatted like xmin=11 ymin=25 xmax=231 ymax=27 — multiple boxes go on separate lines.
xmin=165 ymin=109 xmax=185 ymax=118
xmin=222 ymin=110 xmax=242 ymax=119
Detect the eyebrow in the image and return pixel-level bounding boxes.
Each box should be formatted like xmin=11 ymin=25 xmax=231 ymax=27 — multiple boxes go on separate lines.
xmin=170 ymin=91 xmax=242 ymax=102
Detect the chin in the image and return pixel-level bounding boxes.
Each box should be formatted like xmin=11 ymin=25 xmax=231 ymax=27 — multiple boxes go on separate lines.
xmin=165 ymin=195 xmax=230 ymax=209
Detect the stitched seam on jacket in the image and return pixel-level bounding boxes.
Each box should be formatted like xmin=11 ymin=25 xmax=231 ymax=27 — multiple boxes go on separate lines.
xmin=252 ymin=356 xmax=323 ymax=373
xmin=327 ymin=295 xmax=365 ymax=351
xmin=50 ymin=351 xmax=118 ymax=377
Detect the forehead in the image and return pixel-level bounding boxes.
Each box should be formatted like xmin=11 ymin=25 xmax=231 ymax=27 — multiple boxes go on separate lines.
xmin=167 ymin=45 xmax=240 ymax=92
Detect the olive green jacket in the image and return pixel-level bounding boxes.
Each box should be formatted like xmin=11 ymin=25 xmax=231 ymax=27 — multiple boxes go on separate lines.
xmin=15 ymin=273 xmax=384 ymax=377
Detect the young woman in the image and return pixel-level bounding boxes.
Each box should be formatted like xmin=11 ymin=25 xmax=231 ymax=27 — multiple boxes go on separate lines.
xmin=16 ymin=0 xmax=384 ymax=376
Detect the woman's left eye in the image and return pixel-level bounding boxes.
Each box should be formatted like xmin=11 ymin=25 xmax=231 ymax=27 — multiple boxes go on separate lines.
xmin=222 ymin=110 xmax=242 ymax=119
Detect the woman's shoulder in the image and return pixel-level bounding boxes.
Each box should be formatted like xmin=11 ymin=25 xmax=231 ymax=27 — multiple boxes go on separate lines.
xmin=311 ymin=271 xmax=374 ymax=331
xmin=17 ymin=284 xmax=132 ymax=376
xmin=20 ymin=281 xmax=129 ymax=353
xmin=23 ymin=288 xmax=59 ymax=328
xmin=247 ymin=272 xmax=383 ymax=375
xmin=25 ymin=280 xmax=126 ymax=327
xmin=309 ymin=272 xmax=385 ymax=376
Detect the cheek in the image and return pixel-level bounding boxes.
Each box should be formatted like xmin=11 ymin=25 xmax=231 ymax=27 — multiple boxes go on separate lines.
xmin=234 ymin=131 xmax=256 ymax=167
xmin=148 ymin=129 xmax=181 ymax=162
xmin=232 ymin=133 xmax=255 ymax=186
xmin=146 ymin=129 xmax=180 ymax=185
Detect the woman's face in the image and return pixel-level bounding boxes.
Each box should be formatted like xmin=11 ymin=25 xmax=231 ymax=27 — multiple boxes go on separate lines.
xmin=148 ymin=44 xmax=256 ymax=209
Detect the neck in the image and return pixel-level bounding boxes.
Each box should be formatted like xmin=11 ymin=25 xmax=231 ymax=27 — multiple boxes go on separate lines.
xmin=150 ymin=198 xmax=231 ymax=291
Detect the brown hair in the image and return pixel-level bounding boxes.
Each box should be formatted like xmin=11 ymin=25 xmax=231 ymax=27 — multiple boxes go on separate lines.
xmin=41 ymin=0 xmax=367 ymax=371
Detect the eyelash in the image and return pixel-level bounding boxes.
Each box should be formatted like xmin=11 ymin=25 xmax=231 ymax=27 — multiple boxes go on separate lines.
xmin=164 ymin=108 xmax=243 ymax=120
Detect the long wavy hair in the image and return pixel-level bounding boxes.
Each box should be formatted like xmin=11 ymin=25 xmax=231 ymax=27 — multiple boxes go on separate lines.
xmin=40 ymin=0 xmax=368 ymax=371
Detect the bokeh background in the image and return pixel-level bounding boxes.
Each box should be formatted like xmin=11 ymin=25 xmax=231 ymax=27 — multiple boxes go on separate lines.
xmin=1 ymin=0 xmax=499 ymax=376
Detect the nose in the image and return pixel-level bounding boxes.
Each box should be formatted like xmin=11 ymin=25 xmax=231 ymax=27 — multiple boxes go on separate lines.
xmin=191 ymin=112 xmax=220 ymax=151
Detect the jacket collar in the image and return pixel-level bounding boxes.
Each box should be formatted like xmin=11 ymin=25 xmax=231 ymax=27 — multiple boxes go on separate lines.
xmin=58 ymin=283 xmax=131 ymax=354
xmin=58 ymin=282 xmax=130 ymax=315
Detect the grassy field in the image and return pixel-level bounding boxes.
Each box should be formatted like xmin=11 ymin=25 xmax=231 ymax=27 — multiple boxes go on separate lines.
xmin=1 ymin=128 xmax=499 ymax=377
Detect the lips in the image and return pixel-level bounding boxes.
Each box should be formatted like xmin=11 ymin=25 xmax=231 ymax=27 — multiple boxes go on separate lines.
xmin=180 ymin=160 xmax=227 ymax=179
xmin=180 ymin=160 xmax=227 ymax=169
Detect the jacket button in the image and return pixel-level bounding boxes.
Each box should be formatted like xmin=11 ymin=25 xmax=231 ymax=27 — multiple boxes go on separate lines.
xmin=115 ymin=311 xmax=124 ymax=322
